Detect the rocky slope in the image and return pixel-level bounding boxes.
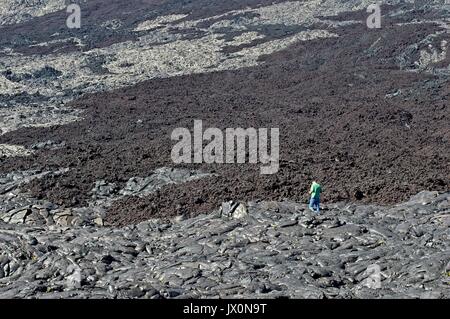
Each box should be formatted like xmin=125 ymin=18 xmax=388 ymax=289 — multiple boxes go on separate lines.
xmin=0 ymin=0 xmax=449 ymax=299
xmin=0 ymin=190 xmax=449 ymax=298
xmin=1 ymin=1 xmax=448 ymax=221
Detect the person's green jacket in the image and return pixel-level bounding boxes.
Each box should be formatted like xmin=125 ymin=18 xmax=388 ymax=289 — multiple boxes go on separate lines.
xmin=310 ymin=182 xmax=322 ymax=199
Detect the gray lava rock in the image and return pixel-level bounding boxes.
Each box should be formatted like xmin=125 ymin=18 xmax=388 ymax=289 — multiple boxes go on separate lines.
xmin=0 ymin=191 xmax=449 ymax=299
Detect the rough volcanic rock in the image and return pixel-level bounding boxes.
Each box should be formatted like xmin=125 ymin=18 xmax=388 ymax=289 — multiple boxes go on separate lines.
xmin=0 ymin=0 xmax=449 ymax=300
xmin=0 ymin=191 xmax=448 ymax=298
xmin=0 ymin=1 xmax=448 ymax=226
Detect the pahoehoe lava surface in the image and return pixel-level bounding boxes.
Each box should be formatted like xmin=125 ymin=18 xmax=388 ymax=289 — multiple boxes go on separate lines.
xmin=1 ymin=191 xmax=449 ymax=298
xmin=1 ymin=7 xmax=449 ymax=226
xmin=0 ymin=0 xmax=449 ymax=299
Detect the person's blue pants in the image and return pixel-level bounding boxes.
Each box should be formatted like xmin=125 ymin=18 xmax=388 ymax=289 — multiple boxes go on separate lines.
xmin=309 ymin=197 xmax=320 ymax=213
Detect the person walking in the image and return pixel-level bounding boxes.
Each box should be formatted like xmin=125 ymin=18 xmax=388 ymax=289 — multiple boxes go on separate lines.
xmin=309 ymin=181 xmax=322 ymax=213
